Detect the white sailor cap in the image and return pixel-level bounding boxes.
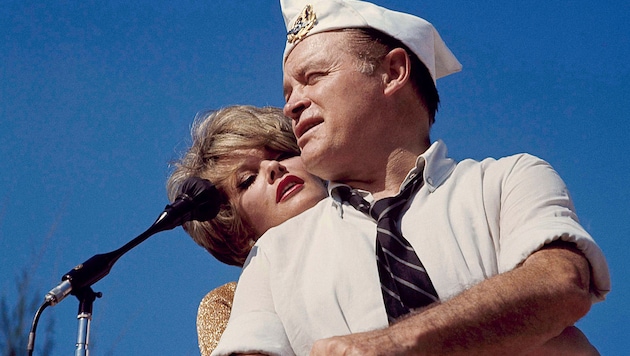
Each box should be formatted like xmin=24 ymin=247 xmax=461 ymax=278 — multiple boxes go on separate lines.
xmin=281 ymin=0 xmax=462 ymax=81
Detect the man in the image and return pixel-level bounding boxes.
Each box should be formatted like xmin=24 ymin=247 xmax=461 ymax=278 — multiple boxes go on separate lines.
xmin=213 ymin=1 xmax=610 ymax=355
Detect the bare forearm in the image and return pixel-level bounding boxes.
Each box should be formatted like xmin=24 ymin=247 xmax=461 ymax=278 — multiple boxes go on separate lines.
xmin=311 ymin=242 xmax=593 ymax=355
xmin=392 ymin=242 xmax=591 ymax=354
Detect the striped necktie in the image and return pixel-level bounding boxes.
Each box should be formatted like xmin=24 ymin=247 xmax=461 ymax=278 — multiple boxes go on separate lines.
xmin=334 ymin=176 xmax=438 ymax=322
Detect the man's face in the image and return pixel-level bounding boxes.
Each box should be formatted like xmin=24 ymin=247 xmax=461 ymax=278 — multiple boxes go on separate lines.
xmin=282 ymin=31 xmax=389 ymax=181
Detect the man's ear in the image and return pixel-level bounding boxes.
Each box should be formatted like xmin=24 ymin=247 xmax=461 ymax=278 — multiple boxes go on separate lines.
xmin=382 ymin=48 xmax=411 ymax=97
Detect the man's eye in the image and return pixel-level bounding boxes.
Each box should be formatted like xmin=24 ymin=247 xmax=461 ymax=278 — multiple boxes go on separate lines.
xmin=306 ymin=72 xmax=324 ymax=84
xmin=238 ymin=174 xmax=257 ymax=190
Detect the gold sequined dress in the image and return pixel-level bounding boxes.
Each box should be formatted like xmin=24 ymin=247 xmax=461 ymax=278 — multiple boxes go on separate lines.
xmin=196 ymin=282 xmax=236 ymax=356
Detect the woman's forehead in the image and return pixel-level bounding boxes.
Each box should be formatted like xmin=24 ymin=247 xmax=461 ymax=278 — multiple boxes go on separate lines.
xmin=218 ymin=148 xmax=276 ymax=171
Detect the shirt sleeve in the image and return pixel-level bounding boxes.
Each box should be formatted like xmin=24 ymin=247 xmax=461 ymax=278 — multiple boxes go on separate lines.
xmin=211 ymin=245 xmax=294 ymax=356
xmin=490 ymin=154 xmax=611 ymax=301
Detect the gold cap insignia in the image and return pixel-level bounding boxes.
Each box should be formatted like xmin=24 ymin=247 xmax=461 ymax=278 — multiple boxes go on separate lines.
xmin=287 ymin=4 xmax=317 ymax=44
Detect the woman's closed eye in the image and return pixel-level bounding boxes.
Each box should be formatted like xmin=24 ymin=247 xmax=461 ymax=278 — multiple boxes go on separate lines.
xmin=237 ymin=174 xmax=257 ymax=190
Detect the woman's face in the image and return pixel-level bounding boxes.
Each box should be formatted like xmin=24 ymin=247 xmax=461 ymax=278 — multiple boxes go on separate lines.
xmin=225 ymin=148 xmax=328 ymax=238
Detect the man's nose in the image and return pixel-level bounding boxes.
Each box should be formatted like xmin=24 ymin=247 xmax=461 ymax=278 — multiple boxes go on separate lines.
xmin=283 ymin=97 xmax=310 ymax=122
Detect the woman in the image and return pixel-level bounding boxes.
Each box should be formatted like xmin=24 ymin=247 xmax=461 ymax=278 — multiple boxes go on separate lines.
xmin=166 ymin=105 xmax=328 ymax=355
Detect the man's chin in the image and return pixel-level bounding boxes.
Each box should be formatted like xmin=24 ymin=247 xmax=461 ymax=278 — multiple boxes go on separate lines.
xmin=301 ymin=150 xmax=335 ymax=180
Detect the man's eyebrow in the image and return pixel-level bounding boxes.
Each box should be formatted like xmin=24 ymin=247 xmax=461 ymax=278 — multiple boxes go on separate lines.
xmin=290 ymin=54 xmax=329 ymax=76
xmin=287 ymin=62 xmax=308 ymax=77
xmin=283 ymin=56 xmax=329 ymax=97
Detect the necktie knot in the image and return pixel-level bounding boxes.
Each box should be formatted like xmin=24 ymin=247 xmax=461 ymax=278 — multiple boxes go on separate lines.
xmin=332 ymin=185 xmax=370 ymax=215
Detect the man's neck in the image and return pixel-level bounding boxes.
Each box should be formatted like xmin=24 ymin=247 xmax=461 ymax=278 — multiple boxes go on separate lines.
xmin=337 ymin=148 xmax=423 ymax=200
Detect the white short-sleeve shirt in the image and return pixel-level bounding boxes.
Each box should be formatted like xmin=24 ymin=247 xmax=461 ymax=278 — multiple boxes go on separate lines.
xmin=212 ymin=140 xmax=610 ymax=356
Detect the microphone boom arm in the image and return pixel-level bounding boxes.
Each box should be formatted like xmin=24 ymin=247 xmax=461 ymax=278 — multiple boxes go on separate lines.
xmin=32 ymin=177 xmax=220 ymax=356
xmin=45 ymin=220 xmax=164 ymax=306
xmin=45 ymin=177 xmax=220 ymax=306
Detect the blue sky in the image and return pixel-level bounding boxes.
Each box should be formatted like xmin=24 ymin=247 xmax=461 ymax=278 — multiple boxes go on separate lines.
xmin=1 ymin=1 xmax=628 ymax=355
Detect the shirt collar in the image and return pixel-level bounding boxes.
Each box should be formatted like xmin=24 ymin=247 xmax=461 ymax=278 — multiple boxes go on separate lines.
xmin=329 ymin=140 xmax=456 ymax=203
xmin=417 ymin=139 xmax=456 ymax=192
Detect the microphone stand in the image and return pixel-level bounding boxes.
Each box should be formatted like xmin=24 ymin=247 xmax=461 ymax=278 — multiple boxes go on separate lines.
xmin=67 ymin=218 xmax=176 ymax=356
xmin=73 ymin=287 xmax=100 ymax=356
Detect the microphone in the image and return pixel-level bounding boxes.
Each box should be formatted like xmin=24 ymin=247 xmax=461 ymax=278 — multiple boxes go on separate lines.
xmin=153 ymin=177 xmax=221 ymax=232
xmin=44 ymin=177 xmax=222 ymax=306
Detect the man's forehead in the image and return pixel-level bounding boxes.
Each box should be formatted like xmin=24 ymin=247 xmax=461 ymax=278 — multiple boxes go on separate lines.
xmin=284 ymin=32 xmax=347 ymax=71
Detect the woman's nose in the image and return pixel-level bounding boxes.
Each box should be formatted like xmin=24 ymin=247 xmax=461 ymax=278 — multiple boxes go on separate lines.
xmin=262 ymin=160 xmax=287 ymax=183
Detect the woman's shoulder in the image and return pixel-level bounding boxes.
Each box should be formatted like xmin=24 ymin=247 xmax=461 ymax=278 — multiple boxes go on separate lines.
xmin=197 ymin=281 xmax=237 ymax=356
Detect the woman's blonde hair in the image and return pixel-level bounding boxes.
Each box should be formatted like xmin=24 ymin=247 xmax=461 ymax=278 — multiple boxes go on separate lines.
xmin=167 ymin=105 xmax=299 ymax=266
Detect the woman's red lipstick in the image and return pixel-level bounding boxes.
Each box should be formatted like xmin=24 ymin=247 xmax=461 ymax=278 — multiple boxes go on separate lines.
xmin=276 ymin=175 xmax=305 ymax=203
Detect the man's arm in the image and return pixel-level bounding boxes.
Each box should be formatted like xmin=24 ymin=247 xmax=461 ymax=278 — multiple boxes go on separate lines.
xmin=310 ymin=240 xmax=593 ymax=356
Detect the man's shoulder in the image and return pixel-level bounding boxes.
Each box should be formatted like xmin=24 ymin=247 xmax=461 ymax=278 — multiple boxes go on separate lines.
xmin=477 ymin=152 xmax=554 ymax=176
xmin=441 ymin=152 xmax=556 ymax=190
xmin=287 ymin=195 xmax=335 ymax=223
xmin=424 ymin=141 xmax=551 ymax=184
xmin=458 ymin=152 xmax=550 ymax=173
xmin=251 ymin=196 xmax=340 ymax=264
xmin=257 ymin=197 xmax=336 ymax=240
